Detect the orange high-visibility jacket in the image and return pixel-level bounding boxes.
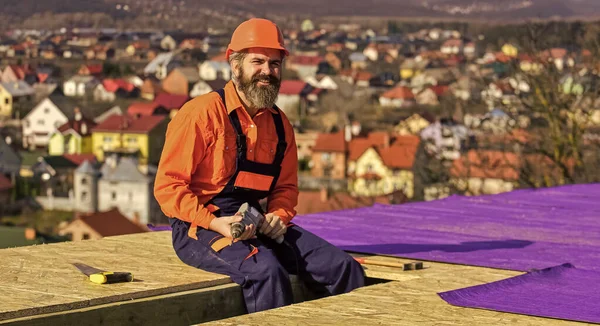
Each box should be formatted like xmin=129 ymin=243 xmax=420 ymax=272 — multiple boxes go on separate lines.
xmin=154 ymin=81 xmax=299 ymax=229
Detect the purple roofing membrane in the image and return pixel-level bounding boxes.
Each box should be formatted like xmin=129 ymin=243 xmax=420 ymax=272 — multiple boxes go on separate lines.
xmin=294 ymin=184 xmax=600 ymax=272
xmin=439 ymin=263 xmax=600 ymax=324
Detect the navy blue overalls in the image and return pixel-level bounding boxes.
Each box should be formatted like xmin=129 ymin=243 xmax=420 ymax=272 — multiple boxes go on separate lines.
xmin=169 ymin=88 xmax=365 ymax=313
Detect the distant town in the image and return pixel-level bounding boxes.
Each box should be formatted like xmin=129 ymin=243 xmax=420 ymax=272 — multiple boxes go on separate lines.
xmin=1 ymin=17 xmax=599 ymax=248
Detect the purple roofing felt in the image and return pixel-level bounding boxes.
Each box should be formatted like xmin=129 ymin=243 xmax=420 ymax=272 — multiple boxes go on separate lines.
xmin=439 ymin=263 xmax=600 ymax=323
xmin=294 ymin=184 xmax=600 ymax=272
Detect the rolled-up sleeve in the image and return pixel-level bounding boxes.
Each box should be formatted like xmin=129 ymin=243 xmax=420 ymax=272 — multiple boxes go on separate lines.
xmin=154 ymin=111 xmax=216 ymax=229
xmin=267 ymin=116 xmax=299 ymax=224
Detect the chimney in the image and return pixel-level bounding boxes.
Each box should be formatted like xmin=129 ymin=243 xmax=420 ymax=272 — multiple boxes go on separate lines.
xmin=351 ymin=121 xmax=362 ymax=136
xmin=320 ymin=187 xmax=329 ymax=203
xmin=344 ymin=124 xmax=352 ymax=142
xmin=74 ymin=107 xmax=82 ymax=121
xmin=25 ymin=228 xmax=36 ymax=240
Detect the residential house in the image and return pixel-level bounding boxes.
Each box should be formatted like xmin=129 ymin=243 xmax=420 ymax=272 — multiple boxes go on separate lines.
xmin=420 ymin=120 xmax=470 ymax=161
xmin=93 ymin=79 xmax=137 ymax=102
xmin=349 ymin=134 xmax=420 ymax=198
xmin=0 ymin=81 xmax=35 ymax=118
xmin=395 ymin=113 xmax=434 ymax=136
xmin=540 ymin=48 xmax=571 ymax=71
xmin=91 ymin=114 xmax=168 ymax=166
xmin=441 ymin=39 xmax=464 ymax=55
xmin=295 ymin=131 xmax=318 ymax=162
xmin=286 ymin=55 xmax=323 ymax=79
xmin=143 ymin=52 xmax=181 ymax=79
xmin=22 ymin=97 xmax=74 ymax=149
xmin=58 ymin=208 xmax=147 ymax=241
xmin=0 ymin=136 xmax=21 ymax=178
xmin=127 ymin=102 xmax=169 ymax=117
xmin=464 ymin=42 xmax=476 ymax=57
xmin=295 ymin=188 xmax=407 ymax=215
xmin=276 ymin=80 xmax=321 ymax=118
xmin=153 ymin=93 xmax=190 ymax=118
xmin=339 ymin=70 xmax=372 ymax=87
xmin=415 ymin=85 xmax=449 ymax=106
xmin=97 ymin=156 xmax=158 ymax=224
xmin=399 ymin=58 xmax=427 ymax=80
xmin=304 ymin=75 xmax=338 ymax=90
xmin=63 ymin=75 xmax=99 ymax=97
xmin=310 ymin=131 xmax=347 ymax=179
xmin=48 ymin=108 xmax=96 ymax=156
xmin=1 ymin=64 xmax=34 ymax=83
xmin=161 ymin=67 xmax=201 ymax=96
xmin=324 ymin=52 xmax=342 ymax=71
xmin=363 ymin=44 xmax=379 ymax=61
xmin=77 ymin=64 xmax=103 ymax=77
xmin=31 ymin=155 xmax=81 ymax=198
xmin=450 ymin=150 xmax=519 ymax=196
xmin=160 ymin=35 xmax=177 ymax=51
xmin=125 ymin=40 xmax=151 ymax=59
xmin=348 ymin=52 xmax=368 ymax=70
xmin=189 ymin=79 xmax=228 ymax=98
xmin=140 ymin=77 xmax=163 ymax=100
xmin=94 ymin=106 xmax=123 ymax=124
xmin=379 ymin=86 xmax=415 ymax=108
xmin=198 ymin=60 xmax=231 ymax=81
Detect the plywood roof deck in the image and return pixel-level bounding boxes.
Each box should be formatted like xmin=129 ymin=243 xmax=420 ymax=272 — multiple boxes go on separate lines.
xmin=209 ymin=256 xmax=587 ymax=326
xmin=0 ymin=233 xmax=590 ymax=325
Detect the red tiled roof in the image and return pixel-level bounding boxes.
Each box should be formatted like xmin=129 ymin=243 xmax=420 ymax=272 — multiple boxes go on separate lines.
xmin=442 ymin=39 xmax=463 ymax=47
xmin=289 ymin=55 xmax=323 ymax=66
xmin=57 ymin=117 xmax=96 ymax=136
xmin=128 ymin=102 xmax=164 ymax=116
xmin=348 ymin=132 xmax=391 ymax=161
xmin=381 ymin=86 xmax=415 ymax=100
xmin=429 ymin=85 xmax=450 ymax=96
xmin=295 ymin=191 xmax=385 ymax=215
xmin=451 ymin=150 xmax=520 ymax=180
xmin=279 ymin=80 xmax=307 ymax=95
xmin=339 ymin=69 xmax=373 ymax=81
xmin=103 ymin=79 xmax=135 ymax=93
xmin=63 ymin=154 xmax=97 ymax=165
xmin=83 ymin=64 xmax=103 ymax=75
xmin=79 ymin=208 xmax=147 ymax=237
xmin=312 ymin=131 xmax=346 ymax=153
xmin=92 ymin=114 xmax=166 ymax=134
xmin=0 ymin=174 xmax=12 ymax=192
xmin=154 ymin=93 xmax=190 ymax=110
xmin=378 ymin=139 xmax=420 ymax=169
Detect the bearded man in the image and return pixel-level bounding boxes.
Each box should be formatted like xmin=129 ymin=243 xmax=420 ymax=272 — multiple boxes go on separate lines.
xmin=154 ymin=18 xmax=364 ymax=313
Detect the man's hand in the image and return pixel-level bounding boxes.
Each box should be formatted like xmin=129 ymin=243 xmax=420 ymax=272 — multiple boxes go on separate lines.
xmin=259 ymin=213 xmax=287 ymax=240
xmin=208 ymin=214 xmax=256 ymax=241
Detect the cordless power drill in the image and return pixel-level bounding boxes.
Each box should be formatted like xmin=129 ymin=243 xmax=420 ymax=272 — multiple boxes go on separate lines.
xmin=231 ymin=202 xmax=284 ymax=244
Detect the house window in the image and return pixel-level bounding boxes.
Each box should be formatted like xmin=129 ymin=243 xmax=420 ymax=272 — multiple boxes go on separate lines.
xmin=44 ymin=108 xmax=50 ymax=114
xmin=127 ymin=137 xmax=137 ymax=144
xmin=82 ymin=191 xmax=88 ymax=201
xmin=111 ymin=192 xmax=117 ymax=200
xmin=321 ymin=153 xmax=331 ymax=162
xmin=104 ymin=136 xmax=113 ymax=143
xmin=81 ymin=178 xmax=88 ymax=185
xmin=82 ymin=233 xmax=90 ymax=240
xmin=4 ymin=98 xmax=8 ymax=104
xmin=37 ymin=119 xmax=44 ymax=126
xmin=367 ymin=164 xmax=374 ymax=172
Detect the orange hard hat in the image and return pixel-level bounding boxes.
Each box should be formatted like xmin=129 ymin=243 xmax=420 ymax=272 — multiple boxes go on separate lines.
xmin=226 ymin=18 xmax=289 ymax=60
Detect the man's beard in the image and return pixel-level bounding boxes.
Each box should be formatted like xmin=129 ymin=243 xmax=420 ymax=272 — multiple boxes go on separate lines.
xmin=236 ymin=67 xmax=281 ymax=109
